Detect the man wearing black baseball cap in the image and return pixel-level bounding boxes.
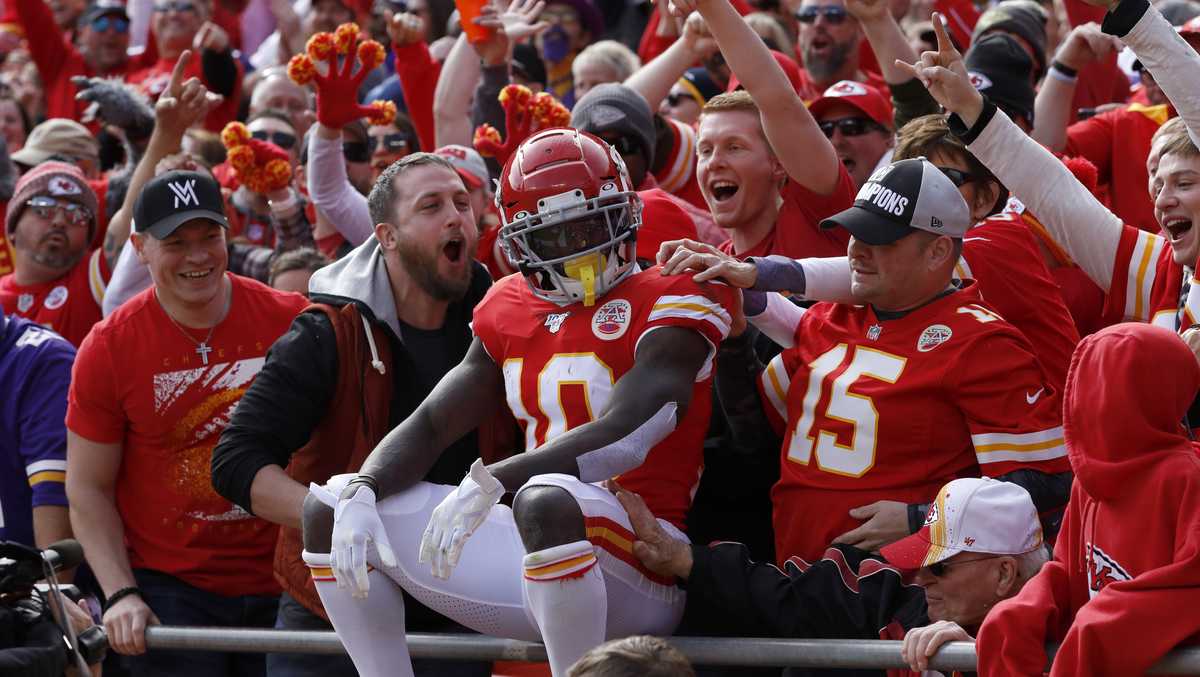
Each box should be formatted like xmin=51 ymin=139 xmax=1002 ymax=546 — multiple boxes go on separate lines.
xmin=658 ymin=156 xmax=1069 ymax=568
xmin=68 ymin=168 xmax=309 ymax=673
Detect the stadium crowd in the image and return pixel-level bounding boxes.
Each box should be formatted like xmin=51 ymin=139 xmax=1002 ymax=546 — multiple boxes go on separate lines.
xmin=1 ymin=0 xmax=1199 ymax=671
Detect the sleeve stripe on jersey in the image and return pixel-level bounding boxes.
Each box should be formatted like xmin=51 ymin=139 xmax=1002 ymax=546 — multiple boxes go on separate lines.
xmin=972 ymin=427 xmax=1067 ymax=465
xmin=649 ymin=296 xmax=732 ymax=338
xmin=1125 ymin=230 xmax=1164 ymax=322
xmin=659 ymin=119 xmax=695 ymax=192
xmin=29 ymin=470 xmax=66 ymax=486
xmin=27 ymin=459 xmax=67 ymax=476
xmin=953 ymin=256 xmax=972 ymax=281
xmin=761 ymin=354 xmax=790 ymax=422
xmin=88 ymin=248 xmax=107 ymax=306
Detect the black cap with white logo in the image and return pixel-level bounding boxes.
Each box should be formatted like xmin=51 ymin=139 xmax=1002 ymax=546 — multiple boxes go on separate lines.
xmin=820 ymin=158 xmax=971 ymax=245
xmin=134 ymin=171 xmax=229 ymax=240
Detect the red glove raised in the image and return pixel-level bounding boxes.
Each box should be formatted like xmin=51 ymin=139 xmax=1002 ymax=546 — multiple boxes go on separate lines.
xmin=222 ymin=121 xmax=294 ymax=195
xmin=473 ymin=85 xmax=570 ymax=165
xmin=287 ymin=22 xmax=398 ymax=130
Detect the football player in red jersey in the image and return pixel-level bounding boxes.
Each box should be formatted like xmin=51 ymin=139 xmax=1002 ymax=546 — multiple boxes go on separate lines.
xmin=660 ymin=157 xmax=1071 ymax=566
xmin=301 ymin=127 xmax=738 ymax=676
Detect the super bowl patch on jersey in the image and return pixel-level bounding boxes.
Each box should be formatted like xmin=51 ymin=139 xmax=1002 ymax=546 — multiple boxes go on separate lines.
xmin=592 ymin=299 xmax=632 ymax=340
xmin=917 ymin=324 xmax=952 ymax=352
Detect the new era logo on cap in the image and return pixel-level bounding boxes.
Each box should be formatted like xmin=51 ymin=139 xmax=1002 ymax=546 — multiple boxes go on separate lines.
xmin=134 ymin=170 xmax=229 ymax=240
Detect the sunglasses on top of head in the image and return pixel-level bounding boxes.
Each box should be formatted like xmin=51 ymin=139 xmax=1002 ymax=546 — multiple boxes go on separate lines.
xmin=818 ymin=117 xmax=881 ymax=138
xmin=250 ymin=130 xmax=297 ymax=151
xmin=795 ymin=5 xmax=849 ymax=24
xmin=91 ymin=15 xmax=130 ymax=33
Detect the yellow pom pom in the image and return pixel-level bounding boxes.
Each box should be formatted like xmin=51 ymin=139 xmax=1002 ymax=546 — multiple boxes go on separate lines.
xmin=307 ymin=32 xmax=335 ymax=61
xmin=473 ymin=125 xmax=502 ymax=157
xmin=287 ymin=53 xmax=316 ymax=85
xmin=367 ymin=100 xmax=397 ymax=126
xmin=264 ymin=159 xmax=293 ymax=190
xmin=498 ymin=84 xmax=532 ymax=108
xmin=221 ymin=121 xmax=250 ymax=149
xmin=358 ymin=40 xmax=386 ymax=71
xmin=228 ymin=145 xmax=256 ymax=172
xmin=334 ymin=23 xmax=360 ymax=54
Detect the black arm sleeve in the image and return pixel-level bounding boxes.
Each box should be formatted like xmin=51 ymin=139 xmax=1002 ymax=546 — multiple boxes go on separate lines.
xmin=714 ymin=327 xmax=781 ymax=456
xmin=200 ymin=48 xmax=238 ymax=98
xmin=211 ymin=311 xmax=338 ymax=513
xmin=686 ymin=542 xmax=929 ymax=639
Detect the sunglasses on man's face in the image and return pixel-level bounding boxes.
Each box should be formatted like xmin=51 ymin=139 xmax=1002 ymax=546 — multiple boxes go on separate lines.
xmin=251 ymin=129 xmax=297 ymax=151
xmin=154 ymin=1 xmax=198 ymax=14
xmin=818 ymin=117 xmax=879 ymax=139
xmin=665 ymin=92 xmax=696 ymax=108
xmin=937 ymin=166 xmax=973 ymax=188
xmin=343 ymin=142 xmax=370 ymax=163
xmin=26 ymin=196 xmax=92 ymax=227
xmin=367 ymin=133 xmax=412 ymax=155
xmin=91 ymin=16 xmax=130 ymax=33
xmin=795 ymin=5 xmax=849 ymax=24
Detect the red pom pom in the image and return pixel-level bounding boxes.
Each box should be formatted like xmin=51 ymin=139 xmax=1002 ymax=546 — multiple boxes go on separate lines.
xmin=227 ymin=145 xmax=256 ymax=172
xmin=334 ymin=23 xmax=360 ymax=55
xmin=287 ymin=54 xmax=316 ymax=85
xmin=1062 ymin=155 xmax=1099 ymax=195
xmin=358 ymin=40 xmax=386 ymax=71
xmin=221 ymin=121 xmax=251 ymax=149
xmin=366 ymin=100 xmax=397 ymax=126
xmin=307 ymin=32 xmax=335 ymax=61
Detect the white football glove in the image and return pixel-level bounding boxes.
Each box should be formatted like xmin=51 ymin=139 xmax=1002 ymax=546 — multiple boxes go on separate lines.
xmin=418 ymin=459 xmax=505 ymax=579
xmin=318 ymin=482 xmax=399 ymax=599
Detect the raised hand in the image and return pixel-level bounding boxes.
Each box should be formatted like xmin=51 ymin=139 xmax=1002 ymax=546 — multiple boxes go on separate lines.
xmin=72 ymin=76 xmax=156 ymax=140
xmin=1054 ymin=22 xmax=1123 ymax=70
xmin=681 ymin=12 xmax=719 ymax=59
xmin=288 ymin=23 xmax=398 ymax=131
xmin=193 ymin=21 xmax=230 ymax=52
xmin=495 ymin=0 xmax=548 ymax=41
xmin=843 ymin=0 xmax=890 ymax=24
xmin=221 ymin=121 xmax=293 ymax=196
xmin=154 ymin=50 xmax=224 ymax=142
xmin=894 ymin=12 xmax=983 ymax=125
xmin=473 ymin=84 xmax=570 ymax=164
xmin=386 ymin=10 xmax=425 ymax=46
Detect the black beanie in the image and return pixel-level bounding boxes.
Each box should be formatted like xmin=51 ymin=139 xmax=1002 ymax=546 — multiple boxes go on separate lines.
xmin=972 ymin=0 xmax=1048 ymax=78
xmin=965 ymin=33 xmax=1037 ymax=127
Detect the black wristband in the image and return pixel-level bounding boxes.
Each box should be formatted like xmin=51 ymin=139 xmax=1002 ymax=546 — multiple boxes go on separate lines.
xmin=103 ymin=586 xmax=142 ymax=612
xmin=1051 ymin=60 xmax=1078 ymax=78
xmin=341 ymin=474 xmax=379 ymax=500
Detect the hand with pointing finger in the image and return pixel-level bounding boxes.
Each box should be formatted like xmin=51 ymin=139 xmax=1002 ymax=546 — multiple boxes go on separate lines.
xmin=154 ymin=50 xmax=224 ymax=142
xmin=894 ymin=12 xmax=984 ymax=126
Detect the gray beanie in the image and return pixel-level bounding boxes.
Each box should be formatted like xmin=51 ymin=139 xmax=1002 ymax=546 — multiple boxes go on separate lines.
xmin=570 ymin=83 xmax=656 ymax=168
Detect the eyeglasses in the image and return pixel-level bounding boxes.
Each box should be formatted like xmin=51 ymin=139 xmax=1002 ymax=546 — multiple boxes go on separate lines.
xmin=795 ymin=5 xmax=849 ymax=24
xmin=665 ymin=92 xmax=697 ymax=108
xmin=818 ymin=117 xmax=880 ymax=138
xmin=343 ymin=141 xmax=370 ymax=163
xmin=91 ymin=16 xmax=130 ymax=33
xmin=926 ymin=554 xmax=1003 ymax=577
xmin=250 ymin=129 xmax=297 ymax=150
xmin=366 ymin=133 xmax=412 ymax=155
xmin=154 ymin=1 xmax=198 ymax=14
xmin=937 ymin=166 xmax=974 ymax=188
xmin=26 ymin=196 xmax=93 ymax=226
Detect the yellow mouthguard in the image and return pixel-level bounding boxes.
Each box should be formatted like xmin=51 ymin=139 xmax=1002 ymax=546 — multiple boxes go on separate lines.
xmin=563 ymin=253 xmax=603 ymax=306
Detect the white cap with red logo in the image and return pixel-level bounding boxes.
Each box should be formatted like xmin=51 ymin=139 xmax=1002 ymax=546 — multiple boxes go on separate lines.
xmin=880 ymin=477 xmax=1043 ymax=569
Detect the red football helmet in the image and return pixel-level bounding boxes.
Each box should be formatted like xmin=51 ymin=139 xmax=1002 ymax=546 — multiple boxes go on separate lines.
xmin=496 ymin=127 xmax=642 ymax=307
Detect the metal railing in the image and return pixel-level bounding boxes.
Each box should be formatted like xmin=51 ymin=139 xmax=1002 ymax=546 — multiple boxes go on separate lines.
xmin=144 ymin=627 xmax=1200 ymax=673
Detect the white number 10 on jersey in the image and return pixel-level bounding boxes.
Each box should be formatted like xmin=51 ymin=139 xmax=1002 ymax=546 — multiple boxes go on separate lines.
xmin=788 ymin=344 xmax=907 ymax=477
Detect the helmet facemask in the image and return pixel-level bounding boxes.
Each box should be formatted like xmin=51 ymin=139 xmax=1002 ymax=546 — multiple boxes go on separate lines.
xmin=501 ymin=182 xmax=642 ymax=307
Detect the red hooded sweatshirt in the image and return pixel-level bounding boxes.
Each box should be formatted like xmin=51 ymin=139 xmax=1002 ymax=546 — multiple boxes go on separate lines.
xmin=976 ymin=323 xmax=1200 ymax=676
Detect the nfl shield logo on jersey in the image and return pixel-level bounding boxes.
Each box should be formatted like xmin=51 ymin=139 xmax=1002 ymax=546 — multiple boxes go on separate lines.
xmin=544 ymin=312 xmax=570 ymax=333
xmin=591 ymin=299 xmax=632 ymax=340
xmin=917 ymin=324 xmax=953 ymax=352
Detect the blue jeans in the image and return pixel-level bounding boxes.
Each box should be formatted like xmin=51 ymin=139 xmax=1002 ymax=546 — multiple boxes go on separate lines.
xmin=265 ymin=591 xmax=492 ymax=677
xmin=124 ymin=569 xmax=278 ymax=677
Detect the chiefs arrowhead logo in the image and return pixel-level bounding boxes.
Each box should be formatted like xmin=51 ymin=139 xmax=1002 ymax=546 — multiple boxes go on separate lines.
xmin=826 ymin=80 xmax=868 ymax=98
xmin=1086 ymin=543 xmax=1131 ymax=598
xmin=968 ymin=71 xmax=993 ymax=91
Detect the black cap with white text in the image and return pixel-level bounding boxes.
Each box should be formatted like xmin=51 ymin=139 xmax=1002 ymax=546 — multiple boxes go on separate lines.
xmin=134 ymin=170 xmax=229 ymax=240
xmin=819 ymin=158 xmax=971 ymax=245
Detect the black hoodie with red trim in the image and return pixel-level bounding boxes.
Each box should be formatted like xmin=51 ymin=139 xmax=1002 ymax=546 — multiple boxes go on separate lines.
xmin=976 ymin=323 xmax=1200 ymax=675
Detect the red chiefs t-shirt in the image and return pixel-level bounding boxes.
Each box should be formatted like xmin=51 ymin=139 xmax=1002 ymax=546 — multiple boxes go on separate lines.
xmin=957 ymin=214 xmax=1081 ymax=391
xmin=0 ymin=249 xmax=109 ymax=347
xmin=719 ymin=168 xmax=856 ymax=260
xmin=760 ymin=282 xmax=1069 ymax=564
xmin=472 ymin=266 xmax=738 ymax=529
xmin=65 ymin=274 xmax=308 ymax=596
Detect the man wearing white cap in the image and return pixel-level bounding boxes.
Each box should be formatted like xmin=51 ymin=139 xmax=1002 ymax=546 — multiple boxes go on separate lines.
xmin=616 ymin=476 xmax=1048 ymax=673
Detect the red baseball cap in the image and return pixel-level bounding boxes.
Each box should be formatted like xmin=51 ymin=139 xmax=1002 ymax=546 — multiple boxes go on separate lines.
xmin=808 ymin=80 xmax=894 ymax=131
xmin=726 ymin=50 xmax=806 ymax=98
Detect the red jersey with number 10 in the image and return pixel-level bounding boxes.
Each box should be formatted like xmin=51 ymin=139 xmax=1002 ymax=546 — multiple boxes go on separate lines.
xmin=471 ymin=267 xmax=738 ymax=529
xmin=760 ymin=282 xmax=1070 ymax=564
